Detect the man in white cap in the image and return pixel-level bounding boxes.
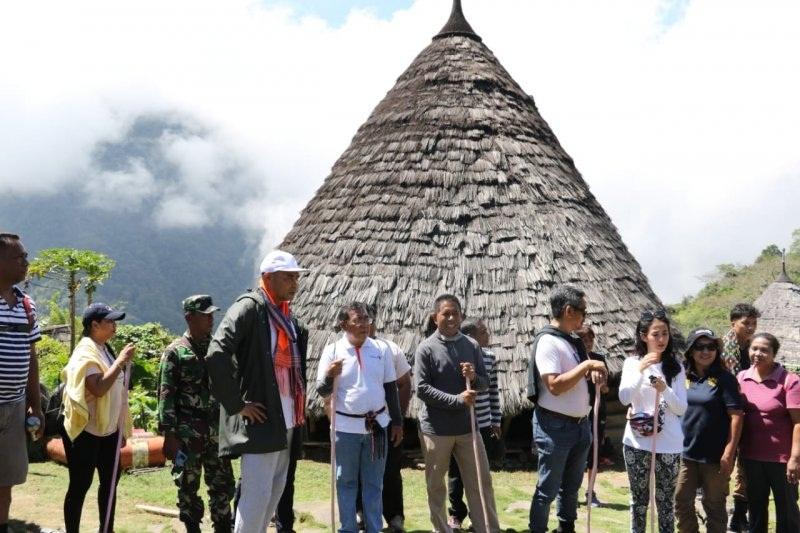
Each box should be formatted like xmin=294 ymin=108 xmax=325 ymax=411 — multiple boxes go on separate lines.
xmin=206 ymin=250 xmax=309 ymax=533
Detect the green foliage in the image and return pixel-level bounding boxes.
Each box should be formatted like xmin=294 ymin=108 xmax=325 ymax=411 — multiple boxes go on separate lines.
xmin=29 ymin=247 xmax=116 ymax=351
xmin=792 ymin=229 xmax=800 ymax=256
xmin=110 ymin=323 xmax=173 ymax=431
xmin=671 ymin=239 xmax=800 ymax=335
xmin=110 ymin=323 xmax=174 ymax=391
xmin=37 ymin=335 xmax=70 ymax=390
xmin=28 ymin=248 xmax=116 ymax=301
xmin=757 ymin=244 xmax=783 ymax=262
xmin=128 ymin=386 xmax=159 ymax=433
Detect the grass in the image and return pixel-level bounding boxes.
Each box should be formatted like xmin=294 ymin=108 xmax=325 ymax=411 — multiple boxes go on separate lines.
xmin=10 ymin=456 xmax=779 ymax=532
xmin=9 ymin=458 xmax=653 ymax=532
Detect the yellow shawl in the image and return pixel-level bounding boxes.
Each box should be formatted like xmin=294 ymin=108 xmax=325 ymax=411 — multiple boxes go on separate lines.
xmin=61 ymin=337 xmax=133 ymax=441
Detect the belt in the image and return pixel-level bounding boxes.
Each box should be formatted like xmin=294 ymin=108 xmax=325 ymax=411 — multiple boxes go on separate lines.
xmin=335 ymin=406 xmax=386 ymax=419
xmin=537 ymin=406 xmax=588 ymax=424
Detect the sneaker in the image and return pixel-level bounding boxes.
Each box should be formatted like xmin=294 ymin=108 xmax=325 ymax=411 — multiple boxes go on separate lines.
xmin=585 ymin=491 xmax=602 ymax=508
xmin=388 ymin=515 xmax=405 ymax=532
xmin=447 ymin=516 xmax=463 ymax=530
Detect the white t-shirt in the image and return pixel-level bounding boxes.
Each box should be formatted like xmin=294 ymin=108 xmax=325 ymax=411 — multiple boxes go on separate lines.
xmin=374 ymin=338 xmax=411 ymax=380
xmin=317 ymin=336 xmax=396 ymax=434
xmin=619 ymin=357 xmax=687 ymax=453
xmin=84 ymin=343 xmax=125 ymax=437
xmin=535 ymin=334 xmax=591 ymax=418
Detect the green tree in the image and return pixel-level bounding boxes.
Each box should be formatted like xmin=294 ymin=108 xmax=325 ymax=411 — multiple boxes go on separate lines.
xmin=757 ymin=244 xmax=782 ymax=262
xmin=28 ymin=248 xmax=116 ymax=353
xmin=791 ymin=228 xmax=800 ymax=256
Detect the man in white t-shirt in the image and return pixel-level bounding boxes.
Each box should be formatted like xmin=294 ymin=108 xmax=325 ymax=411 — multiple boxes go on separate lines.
xmin=354 ymin=304 xmax=411 ymax=532
xmin=525 ymin=285 xmax=606 ymax=533
xmin=317 ymin=302 xmax=403 ymax=533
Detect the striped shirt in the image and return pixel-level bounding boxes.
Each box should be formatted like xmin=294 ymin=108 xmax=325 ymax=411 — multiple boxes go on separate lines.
xmin=0 ymin=286 xmax=41 ymax=404
xmin=474 ymin=348 xmax=501 ymax=429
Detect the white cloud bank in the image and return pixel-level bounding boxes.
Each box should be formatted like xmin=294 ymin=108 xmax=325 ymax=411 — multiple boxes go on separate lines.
xmin=1 ymin=0 xmax=799 ymax=303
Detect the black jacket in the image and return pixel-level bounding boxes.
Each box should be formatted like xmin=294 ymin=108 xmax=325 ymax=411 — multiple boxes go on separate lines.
xmin=206 ymin=289 xmax=308 ymax=458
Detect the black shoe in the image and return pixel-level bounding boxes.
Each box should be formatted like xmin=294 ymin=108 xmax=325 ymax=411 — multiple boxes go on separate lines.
xmin=551 ymin=521 xmax=576 ymax=533
xmin=183 ymin=520 xmax=202 ymax=533
xmin=728 ymin=499 xmax=749 ymax=532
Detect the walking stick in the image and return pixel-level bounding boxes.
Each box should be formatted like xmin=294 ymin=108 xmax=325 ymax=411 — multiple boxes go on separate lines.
xmin=466 ymin=377 xmax=491 ymax=533
xmin=330 ymin=377 xmax=339 ymax=533
xmin=649 ymin=389 xmax=661 ymax=533
xmin=586 ymin=383 xmax=601 ymax=533
xmin=103 ymin=363 xmax=130 ymax=533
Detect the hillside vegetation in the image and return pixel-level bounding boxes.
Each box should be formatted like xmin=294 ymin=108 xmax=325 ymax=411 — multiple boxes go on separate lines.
xmin=670 ymin=231 xmax=800 ymax=335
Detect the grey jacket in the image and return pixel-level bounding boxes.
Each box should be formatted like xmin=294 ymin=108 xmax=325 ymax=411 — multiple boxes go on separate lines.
xmin=206 ymin=289 xmax=308 ymax=458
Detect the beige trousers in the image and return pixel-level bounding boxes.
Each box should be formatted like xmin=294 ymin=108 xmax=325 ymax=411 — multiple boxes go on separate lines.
xmin=421 ymin=432 xmax=500 ymax=533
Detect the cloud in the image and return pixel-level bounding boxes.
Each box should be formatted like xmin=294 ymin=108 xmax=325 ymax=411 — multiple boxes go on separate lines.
xmin=1 ymin=0 xmax=799 ymax=302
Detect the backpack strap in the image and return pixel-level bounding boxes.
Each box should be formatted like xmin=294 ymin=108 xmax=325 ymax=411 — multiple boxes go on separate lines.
xmin=21 ymin=294 xmax=35 ymax=332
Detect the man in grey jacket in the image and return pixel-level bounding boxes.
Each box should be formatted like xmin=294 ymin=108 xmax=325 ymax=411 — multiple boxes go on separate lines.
xmin=415 ymin=294 xmax=500 ymax=533
xmin=206 ymin=250 xmax=308 ymax=533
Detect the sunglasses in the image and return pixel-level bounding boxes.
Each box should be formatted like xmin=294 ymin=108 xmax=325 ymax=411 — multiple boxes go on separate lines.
xmin=693 ymin=342 xmax=717 ymax=352
xmin=641 ymin=309 xmax=667 ymax=321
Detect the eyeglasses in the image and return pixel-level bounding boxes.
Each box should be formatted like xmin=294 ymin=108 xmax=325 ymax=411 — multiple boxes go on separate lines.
xmin=641 ymin=309 xmax=667 ymax=321
xmin=693 ymin=342 xmax=717 ymax=352
xmin=346 ymin=317 xmax=374 ymax=326
xmin=573 ymin=306 xmax=587 ymax=316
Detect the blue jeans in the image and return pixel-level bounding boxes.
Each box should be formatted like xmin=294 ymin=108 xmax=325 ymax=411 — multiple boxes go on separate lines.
xmin=335 ymin=430 xmax=387 ymax=533
xmin=529 ymin=408 xmax=591 ymax=533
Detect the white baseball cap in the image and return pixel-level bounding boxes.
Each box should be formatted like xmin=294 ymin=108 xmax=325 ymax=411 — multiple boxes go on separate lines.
xmin=260 ymin=250 xmax=308 ymax=274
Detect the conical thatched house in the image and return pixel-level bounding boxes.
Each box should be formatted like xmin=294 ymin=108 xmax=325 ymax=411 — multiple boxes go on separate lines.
xmin=281 ymin=1 xmax=664 ymax=418
xmin=754 ymin=260 xmax=800 ymax=369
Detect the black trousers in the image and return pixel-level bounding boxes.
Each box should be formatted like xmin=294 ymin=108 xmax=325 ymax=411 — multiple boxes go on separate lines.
xmin=742 ymin=459 xmax=800 ymax=533
xmin=60 ymin=426 xmax=121 ymax=533
xmin=356 ymin=438 xmax=405 ymax=522
xmin=448 ymin=427 xmax=499 ymax=521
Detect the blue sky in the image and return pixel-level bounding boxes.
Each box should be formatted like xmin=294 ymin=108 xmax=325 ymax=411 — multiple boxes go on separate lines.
xmin=263 ymin=0 xmax=415 ymax=26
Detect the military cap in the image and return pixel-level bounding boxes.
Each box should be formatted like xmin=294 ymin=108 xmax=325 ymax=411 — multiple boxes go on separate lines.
xmin=182 ymin=295 xmax=220 ymax=314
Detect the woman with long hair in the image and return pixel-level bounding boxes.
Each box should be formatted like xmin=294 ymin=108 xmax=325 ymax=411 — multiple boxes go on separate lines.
xmin=619 ymin=310 xmax=687 ymax=533
xmin=60 ymin=303 xmax=135 ymax=533
xmin=737 ymin=332 xmax=800 ymax=533
xmin=674 ymin=328 xmax=743 ymax=533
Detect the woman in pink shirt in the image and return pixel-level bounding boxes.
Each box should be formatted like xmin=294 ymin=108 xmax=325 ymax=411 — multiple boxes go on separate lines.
xmin=737 ymin=332 xmax=800 ymax=533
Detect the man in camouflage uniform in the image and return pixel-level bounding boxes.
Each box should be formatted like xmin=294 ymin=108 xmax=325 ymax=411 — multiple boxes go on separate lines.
xmin=158 ymin=295 xmax=235 ymax=533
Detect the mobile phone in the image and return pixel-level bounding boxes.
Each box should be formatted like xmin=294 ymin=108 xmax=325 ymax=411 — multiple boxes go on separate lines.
xmin=175 ymin=449 xmax=188 ymax=468
xmin=648 ymin=375 xmax=658 ymax=384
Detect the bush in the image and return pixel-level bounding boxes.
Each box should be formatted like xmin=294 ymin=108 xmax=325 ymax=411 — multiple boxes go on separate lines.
xmin=109 ymin=322 xmax=175 ymax=431
xmin=128 ymin=385 xmax=159 ymax=433
xmin=37 ymin=335 xmax=70 ymax=390
xmin=110 ymin=322 xmax=174 ymax=391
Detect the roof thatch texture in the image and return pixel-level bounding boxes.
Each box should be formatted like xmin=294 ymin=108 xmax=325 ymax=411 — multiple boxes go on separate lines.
xmin=754 ymin=268 xmax=800 ymax=368
xmin=281 ymin=3 xmax=664 ymax=418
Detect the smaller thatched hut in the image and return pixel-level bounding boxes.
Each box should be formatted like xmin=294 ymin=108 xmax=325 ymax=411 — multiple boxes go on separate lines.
xmin=754 ymin=259 xmax=800 ymax=369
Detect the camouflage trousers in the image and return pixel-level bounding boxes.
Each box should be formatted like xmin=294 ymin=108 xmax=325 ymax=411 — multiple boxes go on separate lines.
xmin=172 ymin=431 xmax=235 ymax=529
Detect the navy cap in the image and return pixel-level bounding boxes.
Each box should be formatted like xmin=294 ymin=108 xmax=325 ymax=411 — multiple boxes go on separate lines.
xmin=82 ymin=303 xmax=126 ymax=328
xmin=684 ymin=327 xmax=719 ymax=353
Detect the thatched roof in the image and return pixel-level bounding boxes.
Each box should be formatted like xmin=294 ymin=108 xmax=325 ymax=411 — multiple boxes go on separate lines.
xmin=281 ymin=1 xmax=664 ymax=418
xmin=754 ymin=262 xmax=800 ymax=368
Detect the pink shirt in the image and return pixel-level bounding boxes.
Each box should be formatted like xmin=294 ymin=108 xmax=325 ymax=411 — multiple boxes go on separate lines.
xmin=737 ymin=364 xmax=800 ymax=463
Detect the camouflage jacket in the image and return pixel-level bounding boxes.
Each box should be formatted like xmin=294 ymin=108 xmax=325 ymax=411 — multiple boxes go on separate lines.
xmin=157 ymin=333 xmax=219 ymax=438
xmin=721 ymin=329 xmax=750 ymax=375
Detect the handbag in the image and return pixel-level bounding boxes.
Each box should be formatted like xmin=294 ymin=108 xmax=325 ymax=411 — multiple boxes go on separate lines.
xmin=627 ymin=405 xmax=664 ymax=437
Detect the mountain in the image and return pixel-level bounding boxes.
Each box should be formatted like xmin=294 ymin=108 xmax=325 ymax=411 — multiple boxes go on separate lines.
xmin=3 ymin=116 xmax=260 ymax=332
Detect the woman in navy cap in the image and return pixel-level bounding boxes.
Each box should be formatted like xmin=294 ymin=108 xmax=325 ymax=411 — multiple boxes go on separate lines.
xmin=60 ymin=303 xmax=135 ymax=533
xmin=674 ymin=328 xmax=743 ymax=533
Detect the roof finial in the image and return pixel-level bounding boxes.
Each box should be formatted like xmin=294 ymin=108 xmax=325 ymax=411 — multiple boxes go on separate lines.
xmin=434 ymin=0 xmax=482 ymax=42
xmin=777 ymin=248 xmax=792 ymax=283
